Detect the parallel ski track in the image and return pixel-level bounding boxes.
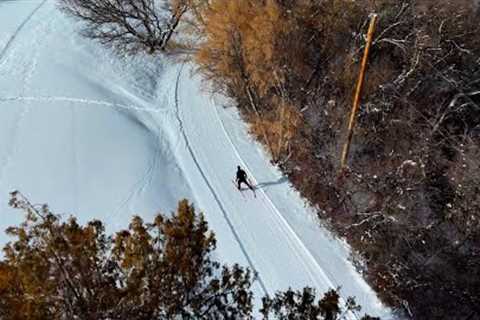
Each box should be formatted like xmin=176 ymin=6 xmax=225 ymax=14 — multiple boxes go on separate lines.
xmin=211 ymin=99 xmax=359 ymax=319
xmin=173 ymin=64 xmax=270 ymax=297
xmin=174 ymin=64 xmax=358 ymax=318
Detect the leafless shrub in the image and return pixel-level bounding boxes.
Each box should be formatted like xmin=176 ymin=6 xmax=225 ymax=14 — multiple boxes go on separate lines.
xmin=327 ymin=1 xmax=480 ymax=318
xmin=59 ymin=0 xmax=189 ymax=53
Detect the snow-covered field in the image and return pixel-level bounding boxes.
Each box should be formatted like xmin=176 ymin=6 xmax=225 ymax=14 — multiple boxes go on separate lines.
xmin=0 ymin=1 xmax=392 ymax=318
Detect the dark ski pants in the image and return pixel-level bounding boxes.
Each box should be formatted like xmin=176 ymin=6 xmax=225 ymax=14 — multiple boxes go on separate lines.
xmin=237 ymin=179 xmax=253 ymax=191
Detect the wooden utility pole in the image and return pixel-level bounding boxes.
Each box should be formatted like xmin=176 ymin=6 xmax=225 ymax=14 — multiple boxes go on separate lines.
xmin=340 ymin=14 xmax=378 ymax=171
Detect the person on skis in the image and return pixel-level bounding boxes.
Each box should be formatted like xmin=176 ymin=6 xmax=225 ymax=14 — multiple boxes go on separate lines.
xmin=236 ymin=165 xmax=254 ymax=191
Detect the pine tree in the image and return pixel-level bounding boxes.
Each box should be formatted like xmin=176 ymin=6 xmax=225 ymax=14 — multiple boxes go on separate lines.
xmin=1 ymin=192 xmax=370 ymax=319
xmin=0 ymin=192 xmax=253 ymax=319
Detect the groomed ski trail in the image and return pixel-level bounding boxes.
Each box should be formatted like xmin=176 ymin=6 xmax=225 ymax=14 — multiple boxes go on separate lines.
xmin=169 ymin=63 xmax=391 ymax=319
xmin=173 ymin=64 xmax=270 ymax=297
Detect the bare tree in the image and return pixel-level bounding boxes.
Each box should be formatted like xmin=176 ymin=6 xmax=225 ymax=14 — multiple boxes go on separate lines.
xmin=59 ymin=0 xmax=189 ymax=53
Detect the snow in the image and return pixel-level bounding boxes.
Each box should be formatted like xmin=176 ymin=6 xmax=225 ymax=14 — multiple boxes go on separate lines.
xmin=0 ymin=1 xmax=392 ymax=318
xmin=0 ymin=0 xmax=193 ymax=229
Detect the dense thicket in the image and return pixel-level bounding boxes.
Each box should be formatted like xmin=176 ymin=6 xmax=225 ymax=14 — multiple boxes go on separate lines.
xmin=189 ymin=0 xmax=480 ymax=318
xmin=0 ymin=192 xmax=371 ymax=320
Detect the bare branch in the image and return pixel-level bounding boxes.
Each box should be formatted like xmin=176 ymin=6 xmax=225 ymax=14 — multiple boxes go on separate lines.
xmin=59 ymin=0 xmax=189 ymax=53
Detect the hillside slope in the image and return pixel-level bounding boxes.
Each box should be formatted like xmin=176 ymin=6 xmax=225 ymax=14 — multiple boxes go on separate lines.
xmin=0 ymin=2 xmax=391 ymax=318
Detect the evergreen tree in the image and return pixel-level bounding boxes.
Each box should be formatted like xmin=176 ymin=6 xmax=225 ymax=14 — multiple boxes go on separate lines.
xmin=0 ymin=192 xmax=369 ymax=319
xmin=0 ymin=192 xmax=253 ymax=319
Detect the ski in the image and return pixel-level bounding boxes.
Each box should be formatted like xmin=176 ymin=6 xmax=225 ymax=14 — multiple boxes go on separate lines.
xmin=232 ymin=179 xmax=256 ymax=199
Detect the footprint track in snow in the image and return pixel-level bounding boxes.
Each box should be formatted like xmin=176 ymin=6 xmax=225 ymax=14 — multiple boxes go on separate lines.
xmin=0 ymin=96 xmax=169 ymax=114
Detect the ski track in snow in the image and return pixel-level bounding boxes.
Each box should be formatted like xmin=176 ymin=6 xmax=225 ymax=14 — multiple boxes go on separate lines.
xmin=0 ymin=2 xmax=392 ymax=318
xmin=110 ymin=125 xmax=161 ymax=220
xmin=0 ymin=5 xmax=52 ymax=200
xmin=0 ymin=94 xmax=168 ymax=203
xmin=0 ymin=0 xmax=48 ymax=67
xmin=0 ymin=96 xmax=168 ymax=114
xmin=173 ymin=64 xmax=271 ymax=297
xmin=210 ymin=99 xmax=366 ymax=317
xmin=171 ymin=65 xmax=391 ymax=318
xmin=104 ymin=84 xmax=175 ymax=222
xmin=70 ymin=101 xmax=79 ymax=214
xmin=0 ymin=1 xmax=185 ymax=232
xmin=0 ymin=92 xmax=169 ymax=206
xmin=212 ymin=99 xmax=342 ymax=289
xmin=174 ymin=65 xmax=373 ymax=319
xmin=175 ymin=71 xmax=354 ymax=317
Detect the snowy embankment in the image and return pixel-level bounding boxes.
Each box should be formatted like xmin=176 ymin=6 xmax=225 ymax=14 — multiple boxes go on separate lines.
xmin=0 ymin=1 xmax=392 ymax=318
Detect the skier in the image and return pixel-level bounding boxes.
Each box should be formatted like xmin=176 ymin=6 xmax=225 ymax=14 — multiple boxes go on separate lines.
xmin=236 ymin=165 xmax=254 ymax=191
